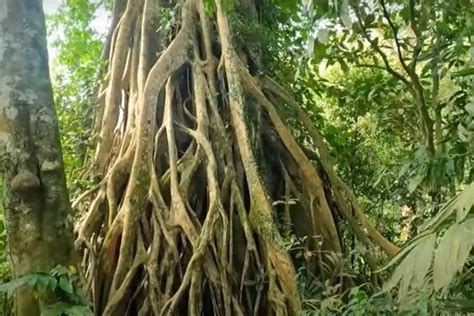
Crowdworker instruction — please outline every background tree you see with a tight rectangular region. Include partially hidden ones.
[47,0,104,198]
[0,0,75,314]
[299,0,473,203]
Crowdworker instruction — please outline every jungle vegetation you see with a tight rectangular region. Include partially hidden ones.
[0,0,473,315]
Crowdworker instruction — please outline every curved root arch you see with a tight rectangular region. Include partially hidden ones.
[75,0,399,314]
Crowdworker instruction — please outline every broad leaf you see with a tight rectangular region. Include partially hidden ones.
[58,276,74,294]
[411,234,435,288]
[421,183,474,231]
[408,174,424,194]
[0,273,57,298]
[454,183,474,222]
[452,67,474,77]
[433,218,474,290]
[378,232,431,273]
[466,102,474,117]
[384,234,436,298]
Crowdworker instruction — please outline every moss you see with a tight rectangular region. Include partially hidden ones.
[249,201,285,251]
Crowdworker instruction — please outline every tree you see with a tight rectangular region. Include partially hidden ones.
[0,0,75,314]
[73,0,399,314]
[301,0,473,202]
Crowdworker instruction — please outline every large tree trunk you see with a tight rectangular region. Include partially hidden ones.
[75,0,399,314]
[0,0,75,315]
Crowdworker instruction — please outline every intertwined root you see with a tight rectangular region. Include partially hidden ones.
[74,0,399,315]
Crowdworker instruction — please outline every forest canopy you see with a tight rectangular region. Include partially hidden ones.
[0,0,473,315]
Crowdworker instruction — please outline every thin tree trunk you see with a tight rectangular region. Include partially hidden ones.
[0,1,75,315]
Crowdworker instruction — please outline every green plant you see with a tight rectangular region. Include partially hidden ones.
[0,265,92,316]
[300,283,397,315]
[0,177,12,315]
[0,196,8,279]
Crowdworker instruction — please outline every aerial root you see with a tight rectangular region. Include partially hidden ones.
[73,0,400,314]
[260,76,400,257]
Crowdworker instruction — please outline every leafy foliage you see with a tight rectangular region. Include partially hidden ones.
[0,181,8,279]
[298,0,474,202]
[0,265,92,316]
[0,175,11,315]
[47,0,105,196]
[0,0,471,314]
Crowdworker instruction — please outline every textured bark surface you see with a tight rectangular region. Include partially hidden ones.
[0,0,75,315]
[74,0,399,314]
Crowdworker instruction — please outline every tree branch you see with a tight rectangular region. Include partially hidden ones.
[353,6,413,89]
[379,0,410,73]
[408,0,422,72]
[354,3,435,155]
[261,76,401,257]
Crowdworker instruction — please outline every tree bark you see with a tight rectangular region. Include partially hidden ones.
[0,1,75,315]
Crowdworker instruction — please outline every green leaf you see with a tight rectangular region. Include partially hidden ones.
[465,102,474,117]
[339,59,349,73]
[340,0,352,28]
[439,299,474,313]
[452,67,474,77]
[306,35,315,56]
[458,124,470,142]
[317,28,329,44]
[58,276,74,294]
[51,265,69,277]
[364,14,375,26]
[42,302,68,316]
[312,42,328,63]
[203,0,215,14]
[384,234,435,298]
[0,273,57,297]
[454,183,474,222]
[0,279,20,297]
[408,174,424,194]
[378,232,431,273]
[433,220,474,290]
[411,234,435,288]
[31,274,58,292]
[421,183,474,231]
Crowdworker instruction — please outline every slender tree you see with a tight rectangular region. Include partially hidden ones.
[0,0,75,314]
[74,0,399,314]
